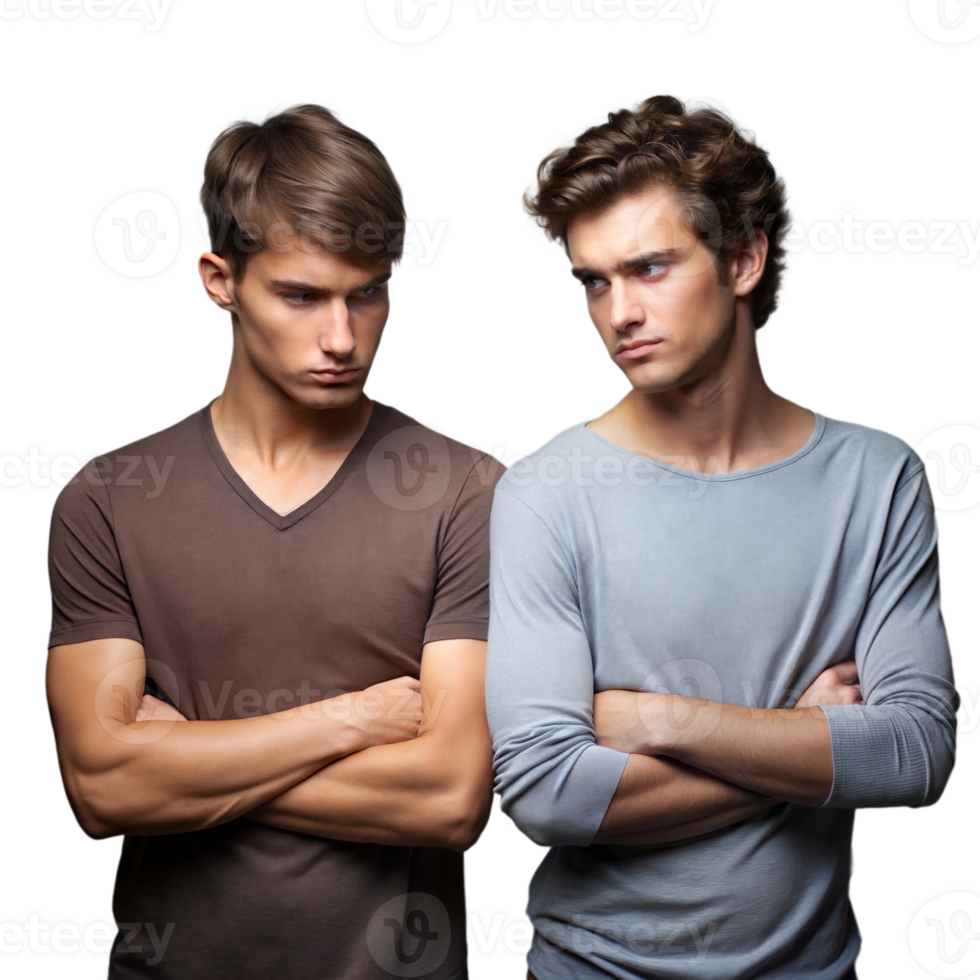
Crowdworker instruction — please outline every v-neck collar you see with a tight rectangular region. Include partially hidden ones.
[199,399,390,531]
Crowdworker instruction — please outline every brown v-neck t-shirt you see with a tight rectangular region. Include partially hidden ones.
[48,401,502,980]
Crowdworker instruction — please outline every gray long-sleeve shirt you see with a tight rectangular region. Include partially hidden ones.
[486,414,957,980]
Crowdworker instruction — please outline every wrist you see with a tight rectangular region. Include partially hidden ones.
[299,694,369,761]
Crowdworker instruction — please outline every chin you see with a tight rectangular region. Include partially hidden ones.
[317,388,365,411]
[622,364,686,394]
[288,383,365,412]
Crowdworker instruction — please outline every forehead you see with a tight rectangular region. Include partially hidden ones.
[567,185,694,270]
[245,234,390,289]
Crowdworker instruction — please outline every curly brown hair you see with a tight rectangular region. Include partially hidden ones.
[200,104,405,281]
[524,95,790,328]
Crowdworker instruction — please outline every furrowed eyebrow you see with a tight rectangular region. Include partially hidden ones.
[269,272,391,292]
[571,250,681,281]
[359,271,392,289]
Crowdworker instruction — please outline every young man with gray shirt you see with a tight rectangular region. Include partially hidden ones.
[486,96,957,979]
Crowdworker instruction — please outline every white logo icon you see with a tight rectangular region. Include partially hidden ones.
[366,893,451,977]
[909,0,980,43]
[915,425,980,513]
[366,425,452,511]
[95,191,180,277]
[909,893,980,977]
[365,0,451,43]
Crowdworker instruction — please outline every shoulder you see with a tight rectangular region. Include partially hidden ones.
[818,415,924,490]
[368,402,504,507]
[811,414,934,521]
[492,422,594,508]
[52,407,208,523]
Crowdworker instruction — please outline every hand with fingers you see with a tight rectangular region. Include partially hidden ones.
[794,661,863,709]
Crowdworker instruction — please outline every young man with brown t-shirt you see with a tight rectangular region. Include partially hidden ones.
[46,105,500,979]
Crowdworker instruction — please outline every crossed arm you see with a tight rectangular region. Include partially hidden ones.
[590,663,862,845]
[47,637,492,851]
[246,641,493,848]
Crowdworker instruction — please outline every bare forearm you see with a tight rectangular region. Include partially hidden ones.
[645,696,833,805]
[593,754,776,844]
[249,729,493,851]
[48,640,424,840]
[61,707,363,838]
[249,638,493,851]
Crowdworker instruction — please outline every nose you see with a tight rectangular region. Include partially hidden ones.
[319,296,357,360]
[608,279,645,333]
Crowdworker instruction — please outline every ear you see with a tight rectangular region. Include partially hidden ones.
[199,252,238,312]
[731,229,769,297]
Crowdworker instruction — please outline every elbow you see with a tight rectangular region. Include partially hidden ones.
[512,818,565,848]
[509,815,561,848]
[435,784,494,853]
[491,737,624,846]
[494,763,603,846]
[66,775,125,840]
[79,815,119,841]
[440,822,482,854]
[504,795,587,847]
[55,742,144,839]
[916,751,956,809]
[918,788,946,809]
[909,715,956,808]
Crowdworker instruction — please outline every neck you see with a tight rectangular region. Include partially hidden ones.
[602,303,812,474]
[211,334,372,469]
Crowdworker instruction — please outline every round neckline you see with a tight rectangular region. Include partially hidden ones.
[580,412,827,483]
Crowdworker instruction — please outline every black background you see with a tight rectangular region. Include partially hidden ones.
[0,0,980,980]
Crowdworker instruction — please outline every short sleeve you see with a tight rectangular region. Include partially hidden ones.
[48,466,142,648]
[422,454,502,645]
[819,466,957,808]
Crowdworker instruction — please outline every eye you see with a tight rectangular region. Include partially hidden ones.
[582,276,607,293]
[283,292,316,305]
[638,263,668,279]
[353,282,387,300]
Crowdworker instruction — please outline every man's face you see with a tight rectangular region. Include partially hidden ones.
[215,236,391,411]
[567,185,742,394]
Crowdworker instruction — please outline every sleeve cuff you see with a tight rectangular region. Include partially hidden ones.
[505,743,629,847]
[48,619,143,649]
[818,703,928,808]
[423,619,489,645]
